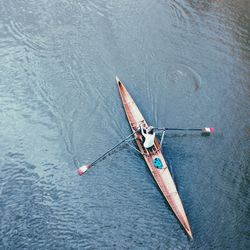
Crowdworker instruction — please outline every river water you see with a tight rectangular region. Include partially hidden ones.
[0,0,249,249]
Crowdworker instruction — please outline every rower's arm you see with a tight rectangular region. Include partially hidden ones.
[141,127,146,136]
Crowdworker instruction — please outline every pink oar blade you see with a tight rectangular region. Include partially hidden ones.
[201,127,215,135]
[77,165,91,176]
[209,127,215,133]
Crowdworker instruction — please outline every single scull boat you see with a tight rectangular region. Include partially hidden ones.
[116,76,193,239]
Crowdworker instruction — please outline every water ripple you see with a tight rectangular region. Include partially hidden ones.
[169,0,193,27]
[0,0,249,248]
[6,19,47,52]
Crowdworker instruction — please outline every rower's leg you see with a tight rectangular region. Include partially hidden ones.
[145,148,150,156]
[152,145,158,154]
[146,146,156,155]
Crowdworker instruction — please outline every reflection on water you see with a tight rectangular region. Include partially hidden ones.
[0,0,249,249]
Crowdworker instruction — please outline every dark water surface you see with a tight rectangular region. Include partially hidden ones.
[0,0,249,249]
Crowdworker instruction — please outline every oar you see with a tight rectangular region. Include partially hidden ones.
[156,127,215,135]
[77,131,137,175]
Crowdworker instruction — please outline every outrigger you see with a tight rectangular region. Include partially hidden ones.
[78,77,215,239]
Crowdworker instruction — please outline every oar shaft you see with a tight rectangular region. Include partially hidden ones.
[90,131,136,166]
[157,127,202,131]
[156,127,215,135]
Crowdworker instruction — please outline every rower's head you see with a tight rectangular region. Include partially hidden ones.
[147,126,154,134]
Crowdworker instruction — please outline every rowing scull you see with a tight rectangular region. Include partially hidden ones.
[116,76,193,239]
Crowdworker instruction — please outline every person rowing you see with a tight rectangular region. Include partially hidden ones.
[139,125,155,150]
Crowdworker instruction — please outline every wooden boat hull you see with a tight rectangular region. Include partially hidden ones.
[116,77,193,239]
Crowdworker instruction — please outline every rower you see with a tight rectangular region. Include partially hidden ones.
[140,125,155,150]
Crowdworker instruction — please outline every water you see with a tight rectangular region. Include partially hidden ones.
[0,0,249,249]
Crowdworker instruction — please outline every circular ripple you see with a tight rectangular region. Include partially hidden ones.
[148,62,202,97]
[166,63,202,92]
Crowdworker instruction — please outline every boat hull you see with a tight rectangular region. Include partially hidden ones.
[116,77,193,239]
